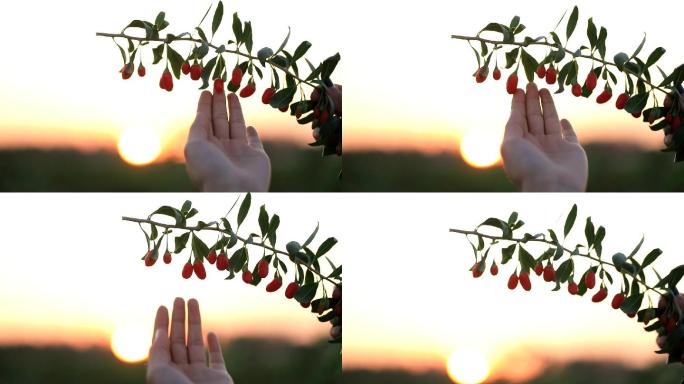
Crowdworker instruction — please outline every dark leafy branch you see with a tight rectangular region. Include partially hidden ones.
[452,6,684,161]
[122,193,342,343]
[96,1,342,158]
[450,204,684,365]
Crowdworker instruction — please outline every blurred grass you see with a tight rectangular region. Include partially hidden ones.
[0,142,342,192]
[343,143,684,191]
[344,360,684,384]
[0,338,340,384]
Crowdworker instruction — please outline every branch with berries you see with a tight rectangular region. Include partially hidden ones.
[122,193,342,343]
[450,204,684,365]
[97,1,342,158]
[452,6,684,161]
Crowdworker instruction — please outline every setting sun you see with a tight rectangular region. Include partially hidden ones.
[117,127,162,166]
[446,348,491,384]
[459,129,502,169]
[110,324,150,364]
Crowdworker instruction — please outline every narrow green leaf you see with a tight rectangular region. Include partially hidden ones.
[212,1,224,36]
[564,204,577,237]
[237,193,251,227]
[566,6,578,39]
[316,237,337,258]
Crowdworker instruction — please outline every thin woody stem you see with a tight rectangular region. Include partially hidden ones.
[451,34,669,96]
[449,228,660,293]
[122,216,340,285]
[96,32,315,87]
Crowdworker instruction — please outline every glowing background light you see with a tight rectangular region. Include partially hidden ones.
[459,129,502,168]
[110,324,150,363]
[117,127,162,166]
[446,348,491,384]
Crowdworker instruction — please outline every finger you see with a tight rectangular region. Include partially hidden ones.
[212,90,230,140]
[560,119,579,144]
[170,297,188,364]
[504,89,526,140]
[148,306,171,366]
[525,83,544,135]
[189,91,213,142]
[246,126,264,150]
[227,93,247,140]
[207,332,226,368]
[186,298,206,365]
[539,88,562,136]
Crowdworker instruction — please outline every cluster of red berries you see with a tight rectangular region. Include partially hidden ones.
[471,260,630,314]
[474,64,678,123]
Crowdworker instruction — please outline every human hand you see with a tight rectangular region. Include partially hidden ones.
[147,298,233,384]
[310,82,342,144]
[501,83,588,192]
[184,91,271,192]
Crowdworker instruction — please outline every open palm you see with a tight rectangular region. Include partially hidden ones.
[147,298,233,384]
[185,91,271,192]
[501,83,588,192]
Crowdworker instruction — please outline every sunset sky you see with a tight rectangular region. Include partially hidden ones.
[0,194,340,357]
[343,194,683,382]
[1,0,681,166]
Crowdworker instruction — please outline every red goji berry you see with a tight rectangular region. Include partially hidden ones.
[506,74,518,95]
[507,272,519,290]
[285,282,300,299]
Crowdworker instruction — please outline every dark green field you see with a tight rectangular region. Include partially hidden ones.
[0,142,682,191]
[0,338,340,384]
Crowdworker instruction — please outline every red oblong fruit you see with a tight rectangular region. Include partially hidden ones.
[493,68,501,81]
[138,65,146,77]
[611,293,625,309]
[615,93,629,110]
[545,66,557,85]
[160,70,173,92]
[262,87,276,104]
[585,72,598,92]
[584,270,596,289]
[163,251,172,264]
[257,259,269,278]
[279,105,289,113]
[239,82,256,98]
[206,251,217,265]
[333,285,342,300]
[592,287,608,303]
[632,111,642,119]
[475,67,487,83]
[673,116,682,131]
[506,74,518,95]
[231,67,243,86]
[144,251,156,267]
[193,261,206,280]
[121,64,133,80]
[266,277,283,292]
[214,78,225,93]
[507,272,519,290]
[182,262,193,279]
[534,263,543,276]
[190,63,203,81]
[543,264,556,282]
[572,83,582,97]
[300,301,311,309]
[242,270,254,284]
[471,262,484,278]
[181,62,191,75]
[320,110,330,124]
[285,282,300,299]
[536,65,546,79]
[596,89,612,104]
[519,272,532,291]
[490,263,499,276]
[216,252,229,271]
[568,281,579,295]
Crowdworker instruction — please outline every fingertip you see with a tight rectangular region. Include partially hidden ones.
[187,298,199,308]
[526,82,538,92]
[247,126,258,136]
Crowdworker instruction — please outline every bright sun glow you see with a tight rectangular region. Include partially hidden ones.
[446,348,491,384]
[110,324,150,364]
[117,127,162,166]
[459,129,502,169]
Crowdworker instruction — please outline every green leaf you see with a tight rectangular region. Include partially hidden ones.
[320,53,341,80]
[646,47,666,68]
[566,6,579,39]
[232,12,243,43]
[191,233,209,261]
[586,18,597,49]
[657,265,684,289]
[303,223,319,248]
[518,246,535,270]
[556,259,574,283]
[269,87,297,109]
[237,193,251,227]
[625,93,649,114]
[520,49,538,82]
[267,214,280,245]
[631,33,647,59]
[258,205,268,237]
[166,45,184,79]
[295,282,318,303]
[174,232,190,253]
[150,206,184,226]
[564,204,577,237]
[243,21,253,53]
[620,293,644,314]
[642,249,663,270]
[276,27,291,55]
[230,248,248,272]
[597,27,607,58]
[628,236,644,258]
[501,244,516,264]
[584,217,595,247]
[316,237,337,258]
[150,224,158,240]
[212,1,224,36]
[293,41,312,61]
[479,218,511,238]
[152,43,165,65]
[181,200,192,214]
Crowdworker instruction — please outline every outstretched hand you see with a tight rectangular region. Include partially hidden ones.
[147,298,233,384]
[501,83,588,192]
[184,91,271,192]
